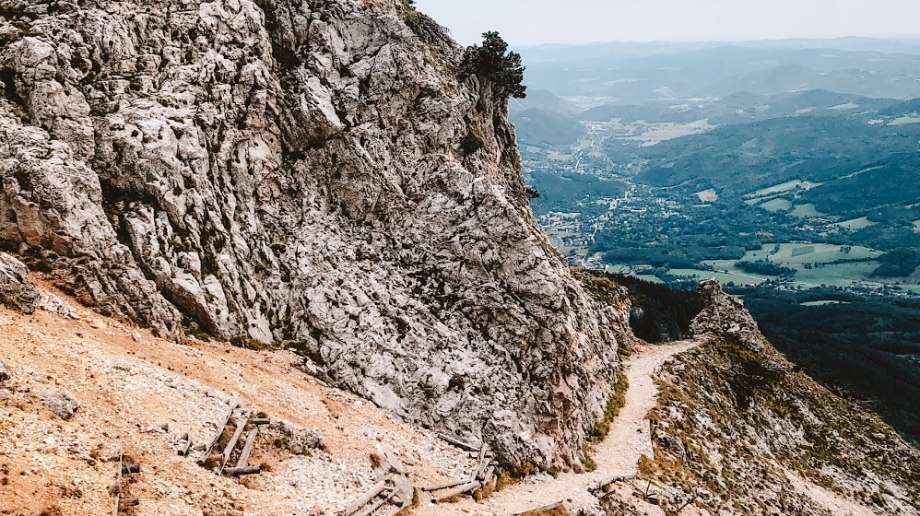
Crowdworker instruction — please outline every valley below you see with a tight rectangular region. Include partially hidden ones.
[515,42,920,447]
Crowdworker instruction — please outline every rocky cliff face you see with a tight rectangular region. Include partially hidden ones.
[0,0,632,469]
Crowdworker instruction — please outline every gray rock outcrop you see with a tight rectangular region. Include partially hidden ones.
[690,280,762,350]
[0,252,41,313]
[0,0,628,468]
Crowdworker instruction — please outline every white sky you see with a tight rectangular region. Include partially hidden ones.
[414,0,920,46]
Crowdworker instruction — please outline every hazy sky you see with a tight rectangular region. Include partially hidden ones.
[414,0,920,46]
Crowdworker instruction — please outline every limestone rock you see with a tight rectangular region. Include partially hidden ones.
[690,280,762,351]
[0,252,41,313]
[45,391,80,421]
[0,0,627,468]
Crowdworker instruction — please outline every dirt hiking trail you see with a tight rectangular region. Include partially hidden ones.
[416,339,699,515]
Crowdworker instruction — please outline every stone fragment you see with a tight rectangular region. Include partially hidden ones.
[45,391,80,420]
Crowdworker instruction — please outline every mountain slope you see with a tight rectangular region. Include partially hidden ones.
[0,0,631,470]
[640,282,920,515]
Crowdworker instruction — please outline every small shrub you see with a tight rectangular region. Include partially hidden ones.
[230,336,269,351]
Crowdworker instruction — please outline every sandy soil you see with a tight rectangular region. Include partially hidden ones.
[0,278,473,515]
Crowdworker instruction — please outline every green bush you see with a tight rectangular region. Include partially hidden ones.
[461,31,526,100]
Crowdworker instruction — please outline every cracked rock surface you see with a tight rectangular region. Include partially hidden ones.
[0,0,630,469]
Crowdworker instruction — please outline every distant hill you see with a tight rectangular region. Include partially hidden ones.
[579,89,899,125]
[520,44,920,101]
[509,89,579,116]
[510,108,585,147]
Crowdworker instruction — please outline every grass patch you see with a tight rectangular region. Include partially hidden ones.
[591,367,629,441]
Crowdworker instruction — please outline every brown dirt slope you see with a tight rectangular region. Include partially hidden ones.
[0,278,474,515]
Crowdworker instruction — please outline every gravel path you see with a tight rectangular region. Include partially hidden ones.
[416,340,700,515]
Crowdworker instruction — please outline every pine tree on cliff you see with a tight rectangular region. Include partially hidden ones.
[461,31,527,99]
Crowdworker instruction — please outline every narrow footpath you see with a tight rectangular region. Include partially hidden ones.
[415,340,699,515]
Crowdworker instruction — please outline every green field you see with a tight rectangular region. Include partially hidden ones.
[801,300,850,306]
[745,179,822,199]
[790,203,825,218]
[742,243,881,265]
[793,261,881,288]
[760,198,793,212]
[668,268,767,286]
[836,216,878,230]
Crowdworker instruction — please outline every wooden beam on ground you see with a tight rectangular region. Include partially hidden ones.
[438,433,479,452]
[235,428,259,469]
[432,480,481,502]
[219,411,251,474]
[224,466,261,476]
[199,402,238,464]
[482,465,495,485]
[112,448,123,516]
[422,478,471,492]
[343,481,388,516]
[353,489,395,516]
[251,418,271,426]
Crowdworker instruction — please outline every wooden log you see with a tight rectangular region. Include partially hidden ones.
[438,433,479,452]
[353,489,395,516]
[422,478,471,492]
[112,449,123,516]
[471,444,491,481]
[122,464,141,475]
[343,481,388,516]
[224,466,261,476]
[199,402,238,463]
[251,418,271,426]
[235,428,259,469]
[219,411,251,474]
[482,465,495,485]
[432,480,481,502]
[513,501,564,516]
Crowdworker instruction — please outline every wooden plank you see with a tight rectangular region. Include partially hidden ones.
[199,402,238,464]
[112,448,124,516]
[353,489,395,516]
[219,411,251,474]
[482,465,495,485]
[251,418,271,426]
[343,481,387,516]
[224,466,261,476]
[422,478,471,492]
[432,480,481,502]
[438,433,479,452]
[235,428,259,469]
